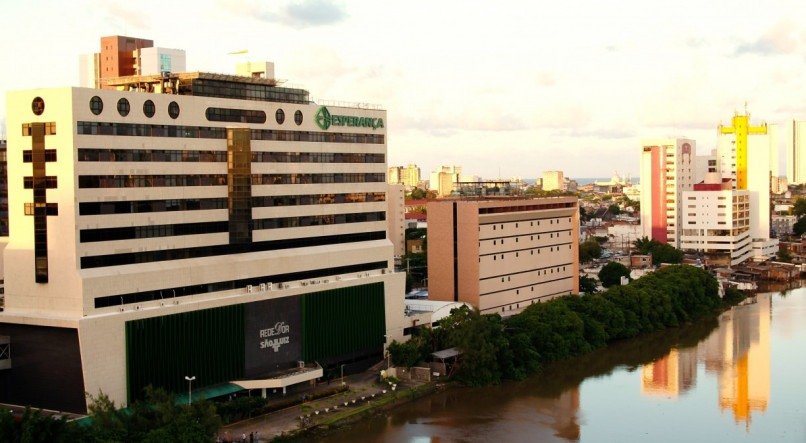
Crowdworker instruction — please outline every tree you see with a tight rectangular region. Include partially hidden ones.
[579,239,602,263]
[650,243,683,265]
[794,217,806,236]
[409,187,426,200]
[608,204,621,216]
[777,248,793,263]
[598,262,631,287]
[792,198,806,217]
[579,275,599,294]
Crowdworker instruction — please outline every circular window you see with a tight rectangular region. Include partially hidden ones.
[89,96,103,115]
[168,101,180,119]
[294,110,303,126]
[143,100,155,118]
[117,98,130,117]
[275,109,285,124]
[32,97,45,116]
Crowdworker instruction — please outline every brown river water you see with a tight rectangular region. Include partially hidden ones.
[316,287,806,442]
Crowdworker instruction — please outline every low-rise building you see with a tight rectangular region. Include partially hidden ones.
[680,174,752,266]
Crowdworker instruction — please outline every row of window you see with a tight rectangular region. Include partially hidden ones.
[91,96,180,119]
[80,230,386,268]
[22,123,57,136]
[486,217,572,231]
[203,107,306,126]
[79,211,386,242]
[253,211,385,230]
[23,177,58,189]
[251,173,386,185]
[75,148,384,164]
[76,122,384,144]
[485,243,573,260]
[78,192,387,215]
[23,149,58,162]
[93,260,386,308]
[489,231,572,245]
[478,202,575,214]
[190,79,309,104]
[77,173,385,188]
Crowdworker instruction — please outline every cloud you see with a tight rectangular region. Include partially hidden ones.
[735,21,800,56]
[97,2,150,29]
[556,128,635,139]
[218,0,347,28]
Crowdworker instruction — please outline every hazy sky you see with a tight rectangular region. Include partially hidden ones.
[1,0,805,179]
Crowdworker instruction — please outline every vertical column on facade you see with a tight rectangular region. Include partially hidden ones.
[227,128,252,244]
[31,123,49,283]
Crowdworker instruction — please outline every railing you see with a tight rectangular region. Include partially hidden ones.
[311,98,384,110]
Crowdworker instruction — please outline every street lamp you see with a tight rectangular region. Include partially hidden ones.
[185,376,196,406]
[340,364,346,385]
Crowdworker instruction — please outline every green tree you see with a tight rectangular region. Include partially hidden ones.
[0,407,84,443]
[409,187,426,199]
[579,239,602,263]
[777,248,793,263]
[608,204,621,216]
[650,243,683,265]
[598,262,631,287]
[792,198,806,217]
[794,217,806,236]
[579,275,599,294]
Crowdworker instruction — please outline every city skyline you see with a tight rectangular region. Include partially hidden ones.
[1,0,805,178]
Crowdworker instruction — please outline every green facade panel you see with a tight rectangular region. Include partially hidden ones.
[125,304,245,402]
[301,282,386,362]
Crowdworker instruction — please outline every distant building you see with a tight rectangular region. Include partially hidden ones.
[680,173,752,266]
[639,138,696,248]
[388,166,402,185]
[542,170,564,191]
[401,164,421,189]
[771,176,788,195]
[0,140,7,237]
[388,184,406,258]
[786,120,806,185]
[717,112,777,259]
[430,165,461,197]
[771,214,797,237]
[427,197,579,316]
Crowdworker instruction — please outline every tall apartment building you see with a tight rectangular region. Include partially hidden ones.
[0,140,7,237]
[680,174,752,266]
[427,197,579,316]
[0,62,405,413]
[541,170,564,191]
[387,166,402,185]
[786,120,806,185]
[401,164,421,189]
[717,113,777,259]
[430,165,461,197]
[639,138,695,248]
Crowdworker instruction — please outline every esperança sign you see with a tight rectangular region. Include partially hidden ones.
[315,106,384,131]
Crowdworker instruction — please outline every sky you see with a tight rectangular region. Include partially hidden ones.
[1,0,805,179]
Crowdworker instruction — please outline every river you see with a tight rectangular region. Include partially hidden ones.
[318,287,806,442]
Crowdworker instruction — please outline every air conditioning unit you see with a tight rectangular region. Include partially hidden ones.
[301,282,308,286]
[323,279,329,283]
[381,269,387,274]
[335,276,341,281]
[259,283,267,291]
[297,360,305,368]
[247,285,254,293]
[135,305,140,310]
[266,282,272,290]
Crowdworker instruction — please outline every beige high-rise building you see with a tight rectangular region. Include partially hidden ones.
[401,164,421,189]
[387,166,402,185]
[430,165,462,197]
[541,170,565,191]
[427,197,579,316]
[786,120,806,185]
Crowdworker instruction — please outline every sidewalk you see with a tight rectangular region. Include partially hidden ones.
[219,370,403,442]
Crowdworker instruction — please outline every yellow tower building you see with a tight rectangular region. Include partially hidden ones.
[719,112,767,190]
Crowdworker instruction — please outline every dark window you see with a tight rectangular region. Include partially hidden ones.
[168,101,180,119]
[275,109,285,124]
[117,98,130,117]
[205,107,266,124]
[294,110,303,125]
[81,231,386,269]
[89,96,103,115]
[143,100,155,118]
[32,97,45,115]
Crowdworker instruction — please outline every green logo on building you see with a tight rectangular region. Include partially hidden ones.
[314,106,384,131]
[315,106,332,130]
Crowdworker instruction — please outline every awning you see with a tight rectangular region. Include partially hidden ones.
[175,382,242,404]
[431,347,461,360]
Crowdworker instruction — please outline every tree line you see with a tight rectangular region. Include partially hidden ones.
[389,265,737,386]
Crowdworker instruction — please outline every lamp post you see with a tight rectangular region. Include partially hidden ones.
[185,376,196,406]
[340,364,346,385]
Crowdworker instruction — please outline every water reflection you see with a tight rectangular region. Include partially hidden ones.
[641,293,772,428]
